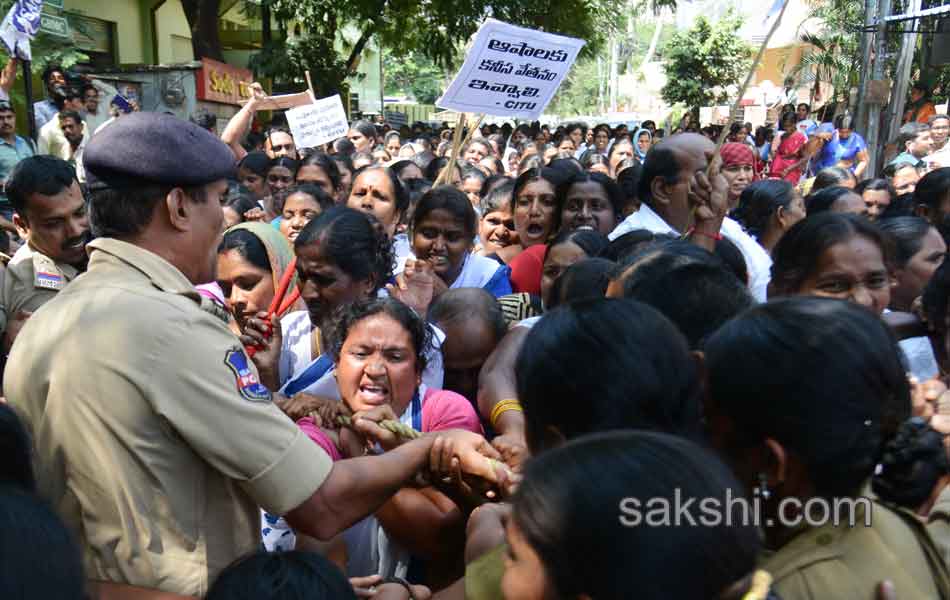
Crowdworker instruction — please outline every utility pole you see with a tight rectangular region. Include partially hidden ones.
[856,0,875,133]
[597,56,606,114]
[379,40,385,116]
[609,35,619,113]
[865,0,891,176]
[887,0,922,147]
[23,60,35,140]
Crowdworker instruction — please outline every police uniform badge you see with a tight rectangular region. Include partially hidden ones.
[224,347,272,402]
[35,271,64,290]
[33,254,65,291]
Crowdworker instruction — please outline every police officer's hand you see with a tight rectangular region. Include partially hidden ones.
[353,405,403,451]
[277,392,337,422]
[240,312,281,390]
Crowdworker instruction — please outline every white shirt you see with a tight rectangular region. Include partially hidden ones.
[609,203,772,302]
[83,79,119,135]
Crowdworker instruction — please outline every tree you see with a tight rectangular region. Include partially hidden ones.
[547,57,603,116]
[0,0,88,73]
[181,0,224,61]
[253,0,627,99]
[382,49,446,105]
[660,11,752,113]
[788,0,864,106]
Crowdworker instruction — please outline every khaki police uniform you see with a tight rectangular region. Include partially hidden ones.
[5,237,332,596]
[0,242,80,332]
[763,499,950,599]
[927,484,950,566]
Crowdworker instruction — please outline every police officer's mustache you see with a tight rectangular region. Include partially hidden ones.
[62,229,92,251]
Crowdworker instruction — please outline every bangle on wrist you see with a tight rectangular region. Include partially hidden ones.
[490,398,523,429]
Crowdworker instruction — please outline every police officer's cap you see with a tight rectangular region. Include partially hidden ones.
[84,112,235,191]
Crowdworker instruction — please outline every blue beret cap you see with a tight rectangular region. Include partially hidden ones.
[84,112,235,191]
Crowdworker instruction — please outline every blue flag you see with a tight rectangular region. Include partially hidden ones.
[0,0,43,61]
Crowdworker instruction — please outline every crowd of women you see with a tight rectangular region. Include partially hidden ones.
[8,100,950,600]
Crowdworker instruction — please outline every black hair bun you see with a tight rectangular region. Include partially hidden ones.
[872,416,948,510]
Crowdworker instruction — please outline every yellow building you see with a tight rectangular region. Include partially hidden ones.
[49,0,255,67]
[27,0,383,125]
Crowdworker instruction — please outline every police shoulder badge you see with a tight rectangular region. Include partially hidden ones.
[224,347,272,402]
[33,254,64,291]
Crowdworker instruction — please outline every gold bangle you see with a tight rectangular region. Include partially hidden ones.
[490,398,523,429]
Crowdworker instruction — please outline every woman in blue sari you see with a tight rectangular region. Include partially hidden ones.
[815,114,869,177]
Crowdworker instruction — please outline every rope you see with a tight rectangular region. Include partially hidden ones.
[310,412,423,441]
[318,412,514,492]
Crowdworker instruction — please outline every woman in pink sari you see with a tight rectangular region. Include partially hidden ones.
[769,112,808,185]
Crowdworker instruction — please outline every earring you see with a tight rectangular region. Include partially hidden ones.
[757,472,771,501]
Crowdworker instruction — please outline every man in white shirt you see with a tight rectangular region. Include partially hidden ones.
[79,76,118,134]
[37,87,86,157]
[56,111,88,182]
[609,133,773,301]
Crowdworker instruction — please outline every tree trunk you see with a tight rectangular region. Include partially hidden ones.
[262,0,271,46]
[181,0,224,61]
[641,18,663,72]
[345,27,377,77]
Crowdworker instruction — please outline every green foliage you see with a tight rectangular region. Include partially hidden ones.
[547,56,602,116]
[0,0,88,73]
[250,34,353,96]
[252,0,626,97]
[382,49,445,105]
[790,0,863,103]
[660,11,752,112]
[0,0,87,114]
[546,16,674,117]
[625,21,672,74]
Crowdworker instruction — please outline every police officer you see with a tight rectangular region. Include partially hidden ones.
[4,112,502,598]
[1,155,89,351]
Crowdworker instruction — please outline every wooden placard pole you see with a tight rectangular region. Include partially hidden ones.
[685,0,791,236]
[435,113,485,186]
[304,71,316,101]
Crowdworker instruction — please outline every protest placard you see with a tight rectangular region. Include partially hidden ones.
[436,19,585,119]
[285,94,349,149]
[245,90,315,111]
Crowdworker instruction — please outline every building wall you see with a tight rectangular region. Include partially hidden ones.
[756,45,805,87]
[64,0,146,63]
[155,0,193,64]
[350,44,383,115]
